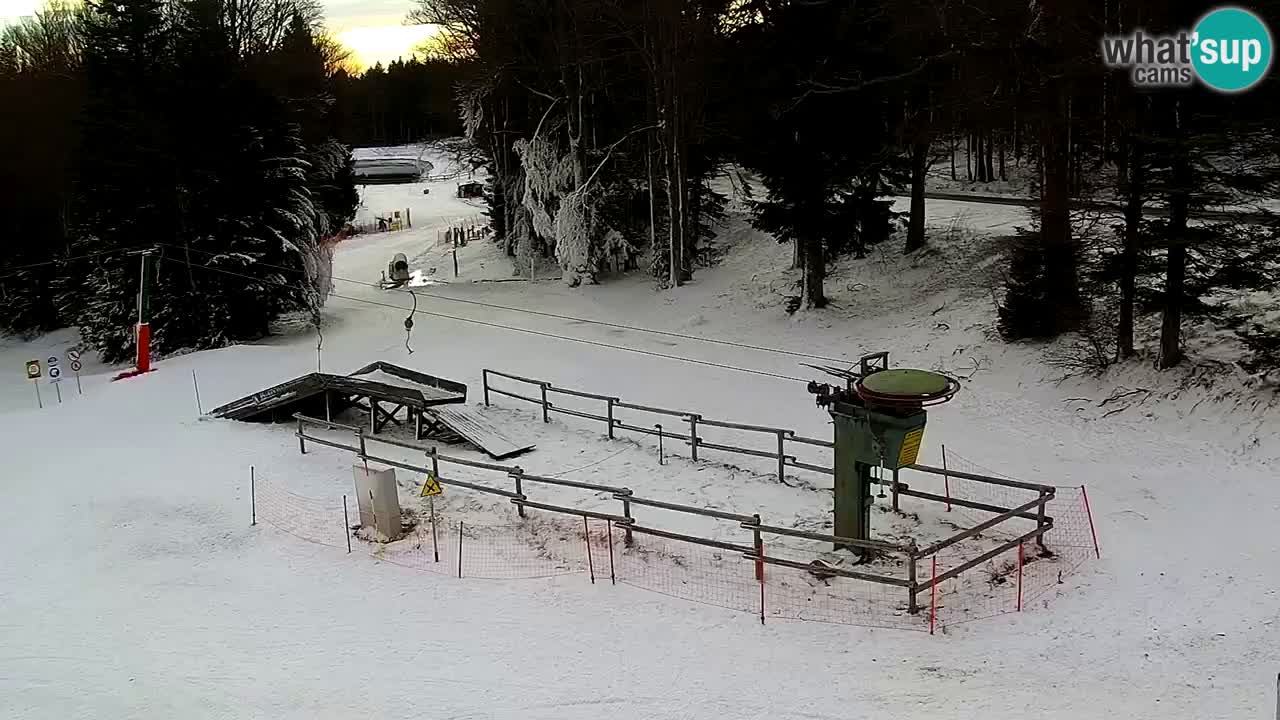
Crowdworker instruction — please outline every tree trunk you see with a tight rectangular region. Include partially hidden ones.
[998,135,1006,181]
[966,133,972,181]
[985,130,995,182]
[802,232,826,308]
[1013,94,1021,163]
[664,124,679,288]
[646,130,657,264]
[905,138,929,253]
[974,133,984,182]
[1117,128,1143,360]
[1040,78,1084,333]
[950,132,957,180]
[675,97,690,281]
[1159,100,1189,370]
[792,238,801,269]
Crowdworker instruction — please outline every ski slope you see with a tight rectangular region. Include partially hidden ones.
[2,164,1278,719]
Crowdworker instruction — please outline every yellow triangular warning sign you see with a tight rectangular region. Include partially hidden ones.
[420,472,443,497]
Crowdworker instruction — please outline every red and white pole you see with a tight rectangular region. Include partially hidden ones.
[135,250,152,373]
[1016,541,1024,612]
[929,556,938,635]
[114,249,155,381]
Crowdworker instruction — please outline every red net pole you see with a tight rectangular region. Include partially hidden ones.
[929,556,938,635]
[584,516,595,584]
[941,445,952,512]
[606,520,616,585]
[1081,485,1101,559]
[1016,541,1024,612]
[754,534,764,583]
[759,572,765,625]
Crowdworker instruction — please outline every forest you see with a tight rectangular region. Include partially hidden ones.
[2,0,1279,375]
[420,0,1280,374]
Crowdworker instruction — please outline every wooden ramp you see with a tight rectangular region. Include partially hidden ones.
[426,405,535,460]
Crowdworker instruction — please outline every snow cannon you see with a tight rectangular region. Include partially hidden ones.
[387,253,410,286]
[807,352,959,552]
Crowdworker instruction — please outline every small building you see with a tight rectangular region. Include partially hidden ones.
[456,181,484,199]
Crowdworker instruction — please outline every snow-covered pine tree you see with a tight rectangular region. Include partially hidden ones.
[59,0,176,361]
[62,0,350,361]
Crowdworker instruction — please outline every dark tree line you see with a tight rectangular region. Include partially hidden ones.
[0,0,358,359]
[333,57,465,146]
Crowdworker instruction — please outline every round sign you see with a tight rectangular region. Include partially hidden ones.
[48,366,61,379]
[47,355,59,366]
[70,360,83,372]
[67,349,81,362]
[1192,8,1273,93]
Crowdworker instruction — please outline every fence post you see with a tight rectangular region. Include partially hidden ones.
[343,495,352,553]
[619,489,634,545]
[430,496,439,563]
[584,516,595,584]
[540,382,550,423]
[606,520,616,585]
[250,466,256,526]
[776,431,786,483]
[482,369,490,407]
[1081,484,1101,559]
[297,416,306,454]
[513,470,525,518]
[688,414,700,461]
[929,556,938,635]
[891,468,901,512]
[357,427,368,471]
[1036,488,1049,551]
[941,444,952,512]
[907,542,918,614]
[457,521,464,578]
[1016,541,1024,611]
[751,513,764,583]
[655,424,664,465]
[606,398,615,439]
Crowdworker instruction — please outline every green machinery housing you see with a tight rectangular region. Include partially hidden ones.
[807,353,959,551]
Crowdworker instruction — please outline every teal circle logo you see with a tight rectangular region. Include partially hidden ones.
[1192,7,1273,92]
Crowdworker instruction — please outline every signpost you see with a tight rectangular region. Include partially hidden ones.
[67,349,82,394]
[421,472,442,563]
[25,359,42,408]
[47,355,62,404]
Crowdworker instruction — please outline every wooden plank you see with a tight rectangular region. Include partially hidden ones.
[426,405,535,460]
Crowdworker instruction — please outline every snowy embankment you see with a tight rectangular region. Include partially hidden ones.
[2,170,1278,718]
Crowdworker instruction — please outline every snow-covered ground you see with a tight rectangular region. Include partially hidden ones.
[2,154,1278,718]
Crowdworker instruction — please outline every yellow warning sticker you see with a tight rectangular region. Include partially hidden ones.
[898,428,924,467]
[420,472,443,497]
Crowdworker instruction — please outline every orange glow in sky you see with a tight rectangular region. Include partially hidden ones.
[336,24,437,70]
[2,0,436,72]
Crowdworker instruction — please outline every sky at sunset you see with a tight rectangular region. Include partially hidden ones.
[1,0,435,71]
